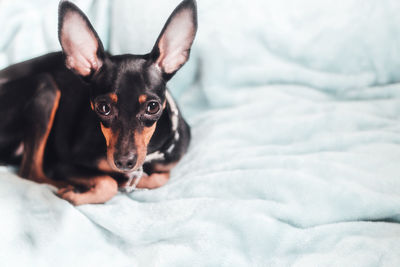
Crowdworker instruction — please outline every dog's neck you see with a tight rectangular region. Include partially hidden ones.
[144,90,180,163]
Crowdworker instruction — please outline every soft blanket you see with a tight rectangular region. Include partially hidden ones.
[1,0,400,266]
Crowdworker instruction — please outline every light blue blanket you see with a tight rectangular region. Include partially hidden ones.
[1,0,400,266]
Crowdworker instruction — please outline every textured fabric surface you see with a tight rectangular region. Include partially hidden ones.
[1,0,400,266]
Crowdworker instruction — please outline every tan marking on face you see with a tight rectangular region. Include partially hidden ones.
[139,94,147,104]
[100,124,111,147]
[162,100,167,109]
[134,123,157,169]
[100,124,119,170]
[108,93,118,103]
[143,123,157,145]
[90,101,94,110]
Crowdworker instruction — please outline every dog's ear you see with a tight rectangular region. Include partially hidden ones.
[58,1,105,77]
[150,0,197,80]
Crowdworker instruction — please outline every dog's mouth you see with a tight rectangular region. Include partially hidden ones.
[104,155,145,192]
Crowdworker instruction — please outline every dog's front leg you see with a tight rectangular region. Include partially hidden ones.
[133,162,177,189]
[57,176,118,206]
[135,172,170,189]
[19,74,64,188]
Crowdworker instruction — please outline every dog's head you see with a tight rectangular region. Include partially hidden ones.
[58,0,197,173]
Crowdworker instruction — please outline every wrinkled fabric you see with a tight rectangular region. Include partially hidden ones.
[1,0,400,266]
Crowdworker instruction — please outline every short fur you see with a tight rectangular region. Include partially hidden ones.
[0,0,197,205]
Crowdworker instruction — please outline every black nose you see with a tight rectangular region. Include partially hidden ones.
[114,153,137,171]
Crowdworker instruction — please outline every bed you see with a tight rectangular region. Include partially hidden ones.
[1,0,400,266]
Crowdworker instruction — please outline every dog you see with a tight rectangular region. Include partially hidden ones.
[0,0,197,205]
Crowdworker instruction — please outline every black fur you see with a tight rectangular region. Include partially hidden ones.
[0,0,196,188]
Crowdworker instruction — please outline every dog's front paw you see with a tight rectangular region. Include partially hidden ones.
[57,186,82,205]
[56,176,118,205]
[136,172,170,189]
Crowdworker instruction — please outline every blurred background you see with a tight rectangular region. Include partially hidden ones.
[2,0,400,119]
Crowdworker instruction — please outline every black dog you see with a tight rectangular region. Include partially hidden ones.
[0,0,197,205]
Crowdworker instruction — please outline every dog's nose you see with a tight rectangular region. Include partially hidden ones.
[114,153,137,171]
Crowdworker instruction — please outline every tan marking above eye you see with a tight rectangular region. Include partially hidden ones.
[139,94,147,104]
[108,93,118,103]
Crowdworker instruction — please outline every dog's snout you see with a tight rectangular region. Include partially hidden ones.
[114,153,137,171]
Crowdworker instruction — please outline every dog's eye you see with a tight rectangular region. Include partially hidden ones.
[96,102,111,116]
[146,101,160,115]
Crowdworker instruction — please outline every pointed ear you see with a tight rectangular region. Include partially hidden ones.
[150,0,198,80]
[58,1,105,77]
